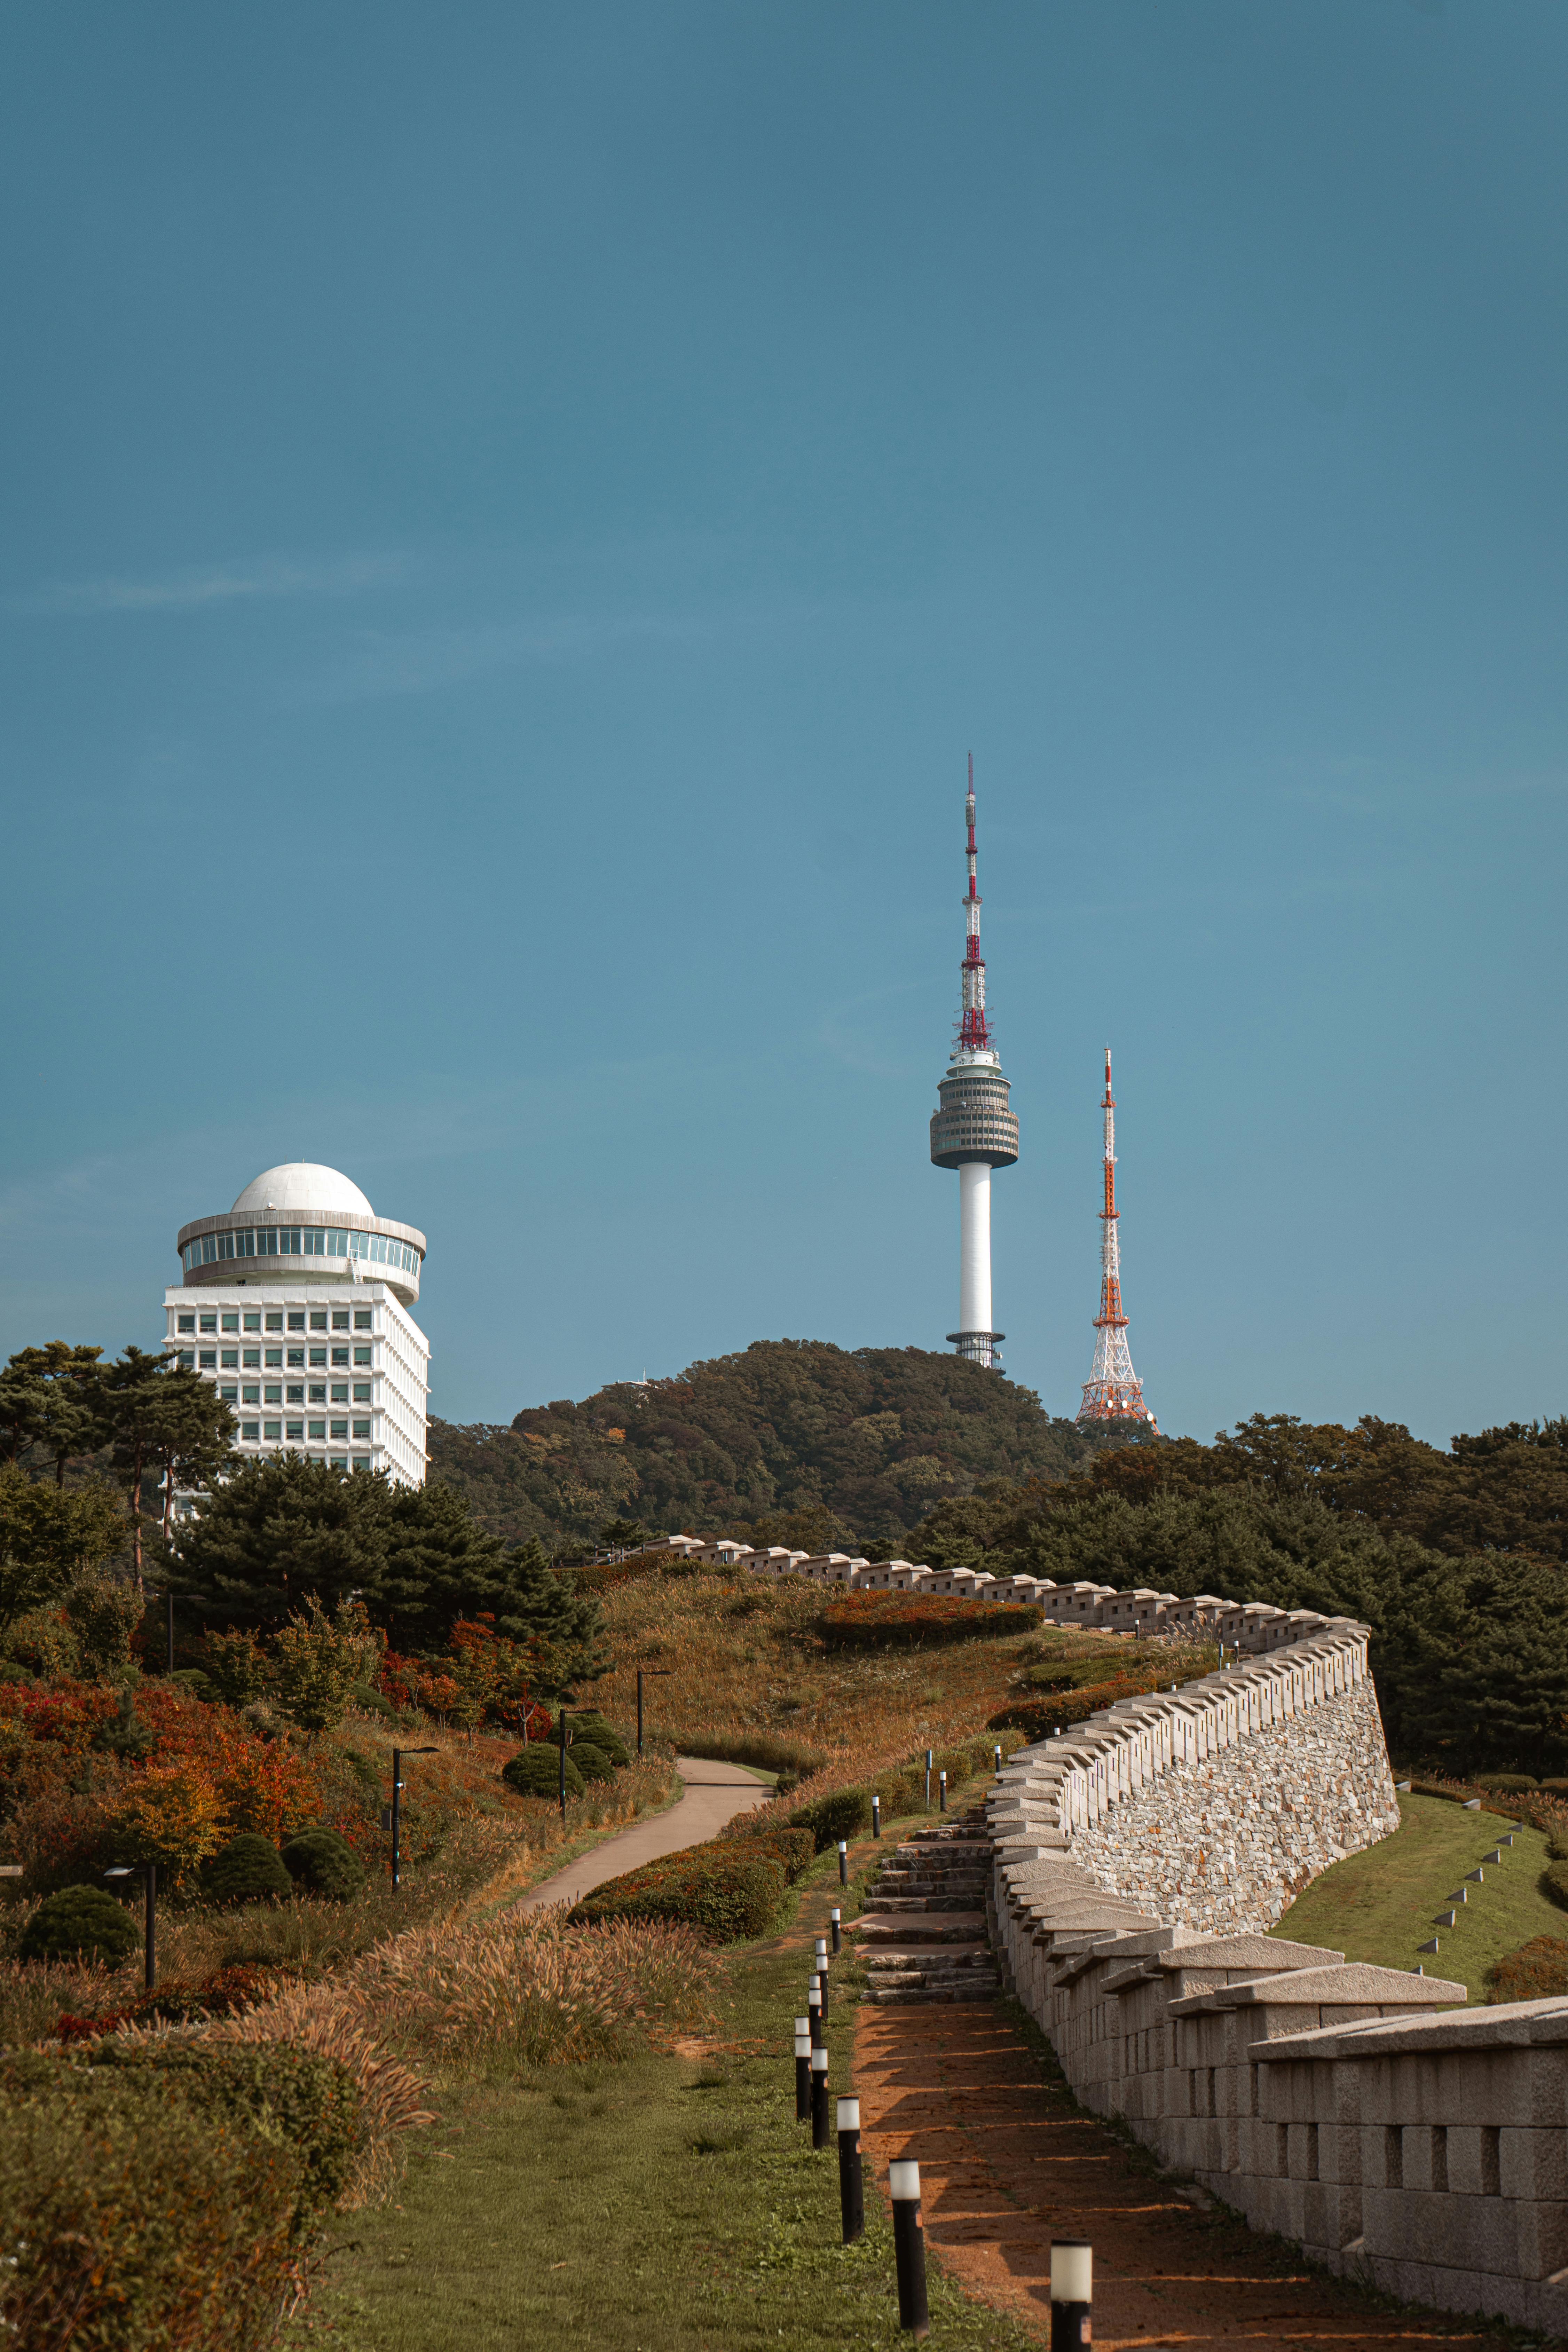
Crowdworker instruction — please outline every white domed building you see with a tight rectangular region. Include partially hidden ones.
[164,1162,429,1487]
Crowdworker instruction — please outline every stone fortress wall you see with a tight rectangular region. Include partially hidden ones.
[985,1612,1568,2337]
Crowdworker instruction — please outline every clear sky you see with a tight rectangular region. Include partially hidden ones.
[2,0,1564,1446]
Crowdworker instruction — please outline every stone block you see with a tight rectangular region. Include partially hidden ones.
[1317,2122,1362,2185]
[1517,2201,1568,2281]
[1445,2125,1502,2199]
[1286,2121,1322,2181]
[1236,2115,1289,2176]
[1500,2126,1568,2203]
[1300,2180,1362,2249]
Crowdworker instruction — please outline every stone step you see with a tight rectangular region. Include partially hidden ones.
[865,1947,994,1972]
[861,1983,1000,2005]
[856,1917,988,1946]
[862,1895,983,1914]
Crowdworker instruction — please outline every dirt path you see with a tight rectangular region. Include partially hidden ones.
[853,1994,1511,2351]
[512,1755,770,1912]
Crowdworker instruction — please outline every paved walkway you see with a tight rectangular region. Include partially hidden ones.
[854,1997,1511,2351]
[514,1756,770,1913]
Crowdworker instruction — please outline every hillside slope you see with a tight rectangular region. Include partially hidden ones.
[428,1338,1144,1553]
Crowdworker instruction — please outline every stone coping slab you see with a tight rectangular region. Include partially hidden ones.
[1249,1993,1568,2062]
[1169,1962,1467,2015]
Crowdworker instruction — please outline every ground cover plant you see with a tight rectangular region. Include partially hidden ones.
[1269,1792,1563,1999]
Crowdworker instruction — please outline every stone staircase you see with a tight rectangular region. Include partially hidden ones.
[853,1807,1000,2004]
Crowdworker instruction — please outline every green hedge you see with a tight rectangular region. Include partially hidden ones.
[201,1834,294,1907]
[89,2041,363,2229]
[788,1787,872,1850]
[0,2054,302,2349]
[569,1843,786,1942]
[1541,1861,1568,1912]
[19,1886,139,1966]
[282,1826,367,1900]
[503,1745,584,1799]
[718,1818,815,1881]
[1487,1935,1568,2002]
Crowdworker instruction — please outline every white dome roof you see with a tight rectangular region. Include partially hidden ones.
[231,1162,375,1218]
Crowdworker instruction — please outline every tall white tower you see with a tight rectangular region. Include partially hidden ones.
[928,760,1019,1368]
[163,1161,430,1488]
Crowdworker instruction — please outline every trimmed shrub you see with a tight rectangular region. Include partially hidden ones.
[568,1713,631,1767]
[18,1886,138,1967]
[90,2040,364,2225]
[200,1833,293,1908]
[1486,1935,1568,2003]
[788,1786,873,1851]
[818,1594,1043,1650]
[674,1731,825,1778]
[567,1741,617,1785]
[719,1817,815,1881]
[1541,1861,1568,1912]
[1478,1774,1539,1792]
[570,1842,786,1941]
[282,1826,367,1900]
[503,1745,584,1800]
[170,1666,219,1704]
[0,2054,301,2345]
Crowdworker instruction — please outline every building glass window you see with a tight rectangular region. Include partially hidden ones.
[264,1386,282,1404]
[243,1350,260,1369]
[199,1314,217,1334]
[178,1314,195,1335]
[331,1348,348,1367]
[285,1421,305,1441]
[220,1386,239,1403]
[199,1350,217,1370]
[330,1383,349,1403]
[286,1349,305,1368]
[353,1348,371,1366]
[353,1383,371,1402]
[351,1456,371,1471]
[286,1385,305,1404]
[287,1312,306,1333]
[310,1310,327,1331]
[308,1421,326,1439]
[308,1385,327,1405]
[332,1310,349,1331]
[354,1310,372,1331]
[242,1386,260,1404]
[266,1312,283,1332]
[265,1349,282,1369]
[220,1350,238,1368]
[305,1230,326,1255]
[242,1422,260,1442]
[309,1348,326,1367]
[352,1420,372,1440]
[329,1455,349,1470]
[221,1313,239,1333]
[179,1351,196,1370]
[244,1311,261,1331]
[263,1420,282,1439]
[330,1420,349,1439]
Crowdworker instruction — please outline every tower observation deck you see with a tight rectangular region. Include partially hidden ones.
[929,759,1018,1369]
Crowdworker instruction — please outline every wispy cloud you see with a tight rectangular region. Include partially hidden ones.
[13,550,413,617]
[291,608,714,704]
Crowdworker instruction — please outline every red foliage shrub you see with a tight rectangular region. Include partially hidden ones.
[1486,1936,1568,2004]
[818,1594,1043,1650]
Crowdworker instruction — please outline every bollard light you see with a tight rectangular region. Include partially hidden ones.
[809,1986,825,2048]
[938,1770,947,1813]
[837,1839,849,1885]
[810,2046,830,2149]
[924,1748,934,1809]
[1050,2239,1092,2350]
[872,1794,882,1838]
[889,2160,930,2338]
[815,1936,829,1974]
[830,1905,842,1955]
[993,1743,1002,1774]
[836,2096,864,2242]
[795,2019,812,2121]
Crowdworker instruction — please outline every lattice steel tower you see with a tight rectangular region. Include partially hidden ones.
[929,759,1018,1369]
[1077,1048,1158,1429]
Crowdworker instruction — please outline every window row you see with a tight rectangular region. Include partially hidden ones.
[186,1346,373,1371]
[239,1420,372,1443]
[178,1308,373,1336]
[219,1384,373,1408]
[182,1228,419,1274]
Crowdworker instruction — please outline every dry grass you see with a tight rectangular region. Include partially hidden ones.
[597,1569,1136,1772]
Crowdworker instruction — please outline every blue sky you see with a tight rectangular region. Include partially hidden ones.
[1,0,1564,1445]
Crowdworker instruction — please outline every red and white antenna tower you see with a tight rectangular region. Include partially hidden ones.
[1076,1047,1158,1429]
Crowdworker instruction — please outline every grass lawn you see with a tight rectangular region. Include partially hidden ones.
[300,1821,1036,2352]
[1270,1793,1566,1999]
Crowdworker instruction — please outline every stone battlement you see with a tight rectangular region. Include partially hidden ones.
[986,1617,1568,2336]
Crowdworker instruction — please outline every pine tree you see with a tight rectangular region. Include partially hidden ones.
[494,1537,607,1689]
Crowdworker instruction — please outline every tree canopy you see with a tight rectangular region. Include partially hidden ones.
[428,1340,1143,1554]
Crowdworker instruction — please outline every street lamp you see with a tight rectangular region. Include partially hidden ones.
[636,1667,673,1758]
[104,1863,157,1992]
[388,1746,438,1891]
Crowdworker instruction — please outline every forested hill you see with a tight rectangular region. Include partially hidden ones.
[427,1339,1142,1555]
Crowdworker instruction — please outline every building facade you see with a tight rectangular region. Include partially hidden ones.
[164,1161,429,1487]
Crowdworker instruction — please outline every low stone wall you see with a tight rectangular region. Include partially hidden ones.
[986,1625,1568,2335]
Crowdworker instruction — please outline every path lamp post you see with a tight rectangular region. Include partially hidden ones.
[1050,2240,1092,2350]
[836,2097,865,2242]
[924,1749,934,1810]
[390,1746,438,1891]
[872,1794,881,1838]
[938,1771,947,1813]
[557,1710,570,1817]
[636,1667,673,1758]
[890,2161,930,2338]
[830,1907,842,1955]
[809,2047,830,2149]
[104,1863,156,1992]
[837,1839,849,1884]
[794,2018,811,2120]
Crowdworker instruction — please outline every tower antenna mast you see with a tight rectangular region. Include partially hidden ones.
[929,757,1018,1370]
[1076,1048,1158,1430]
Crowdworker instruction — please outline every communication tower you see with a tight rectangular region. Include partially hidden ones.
[1076,1049,1158,1429]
